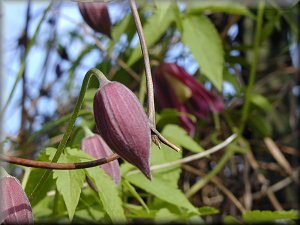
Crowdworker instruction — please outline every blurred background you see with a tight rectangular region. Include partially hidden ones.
[0,0,299,223]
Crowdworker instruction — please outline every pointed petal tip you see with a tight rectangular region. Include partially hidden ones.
[143,169,152,181]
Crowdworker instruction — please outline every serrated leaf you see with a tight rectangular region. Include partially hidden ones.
[50,149,85,221]
[127,2,177,65]
[56,148,126,223]
[186,1,254,18]
[242,210,299,223]
[126,173,198,214]
[85,166,126,224]
[162,124,204,153]
[151,144,182,187]
[181,15,224,90]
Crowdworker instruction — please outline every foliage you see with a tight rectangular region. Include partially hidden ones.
[1,0,299,224]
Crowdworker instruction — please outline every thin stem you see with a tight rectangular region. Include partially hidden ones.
[0,3,53,119]
[0,153,119,170]
[239,1,264,132]
[186,149,235,198]
[29,68,107,202]
[182,164,246,214]
[129,0,155,126]
[126,133,237,176]
[150,125,180,152]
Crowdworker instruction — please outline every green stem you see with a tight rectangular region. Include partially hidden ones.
[0,3,53,119]
[186,149,235,198]
[82,125,94,137]
[239,1,264,133]
[29,68,107,203]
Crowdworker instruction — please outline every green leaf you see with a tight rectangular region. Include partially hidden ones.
[85,166,126,224]
[250,93,273,113]
[122,180,150,213]
[248,113,272,137]
[69,44,94,80]
[181,15,224,90]
[151,144,182,187]
[126,173,198,214]
[127,2,177,65]
[162,124,204,153]
[198,206,220,216]
[49,148,86,221]
[186,1,254,18]
[51,148,126,223]
[242,210,300,223]
[108,13,135,53]
[154,208,179,223]
[223,69,241,94]
[224,215,242,224]
[74,188,106,223]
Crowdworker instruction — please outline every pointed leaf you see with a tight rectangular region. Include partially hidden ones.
[49,148,85,221]
[85,166,126,224]
[186,1,254,17]
[162,124,204,153]
[181,15,224,90]
[126,173,198,214]
[242,210,299,223]
[127,2,177,65]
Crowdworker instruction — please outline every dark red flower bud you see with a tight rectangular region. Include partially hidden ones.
[0,174,33,224]
[93,77,151,180]
[78,2,112,38]
[154,63,224,136]
[81,134,121,184]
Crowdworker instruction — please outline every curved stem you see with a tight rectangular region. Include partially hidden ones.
[126,133,237,176]
[29,68,107,202]
[129,0,155,126]
[0,153,119,170]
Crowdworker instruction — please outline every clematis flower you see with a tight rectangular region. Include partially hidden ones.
[153,63,224,136]
[78,2,112,38]
[0,171,33,224]
[81,134,121,184]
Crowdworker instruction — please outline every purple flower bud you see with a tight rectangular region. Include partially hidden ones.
[93,78,151,180]
[78,2,112,38]
[81,134,121,184]
[0,175,33,224]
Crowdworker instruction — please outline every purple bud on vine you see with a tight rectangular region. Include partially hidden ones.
[81,134,121,184]
[78,2,112,38]
[93,77,152,180]
[0,174,33,224]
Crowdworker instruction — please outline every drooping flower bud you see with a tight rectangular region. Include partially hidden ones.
[81,134,121,184]
[93,77,151,180]
[78,2,112,38]
[0,171,33,224]
[154,63,224,136]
